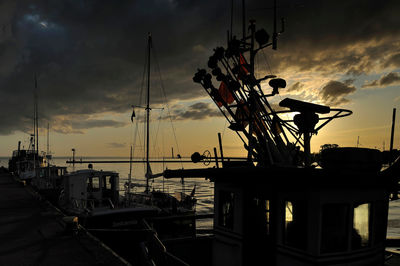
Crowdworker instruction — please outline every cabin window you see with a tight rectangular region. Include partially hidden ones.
[321,204,349,253]
[87,176,100,192]
[251,198,270,235]
[219,191,235,230]
[352,203,370,249]
[105,176,112,190]
[285,200,307,250]
[374,201,387,245]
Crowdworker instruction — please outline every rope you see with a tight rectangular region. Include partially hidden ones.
[152,42,184,169]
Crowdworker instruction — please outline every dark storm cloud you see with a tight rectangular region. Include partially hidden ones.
[50,116,127,134]
[0,0,399,135]
[287,82,304,92]
[319,81,356,106]
[384,53,400,69]
[172,102,220,120]
[362,72,400,88]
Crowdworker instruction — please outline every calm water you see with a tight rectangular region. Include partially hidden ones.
[1,156,399,236]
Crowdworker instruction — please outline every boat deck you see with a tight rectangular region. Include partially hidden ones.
[0,172,129,265]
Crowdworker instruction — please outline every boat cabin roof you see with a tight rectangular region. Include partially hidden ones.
[67,169,118,177]
[164,165,397,189]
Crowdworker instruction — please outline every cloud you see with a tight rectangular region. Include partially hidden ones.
[384,53,400,69]
[319,81,356,105]
[0,0,399,136]
[172,102,220,120]
[50,116,127,134]
[362,72,400,88]
[287,82,304,92]
[106,142,126,148]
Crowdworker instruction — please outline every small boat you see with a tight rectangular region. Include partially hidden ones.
[31,165,67,203]
[11,75,46,181]
[58,167,159,229]
[12,137,45,181]
[123,32,197,233]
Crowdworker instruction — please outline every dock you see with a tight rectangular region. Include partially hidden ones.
[0,172,129,266]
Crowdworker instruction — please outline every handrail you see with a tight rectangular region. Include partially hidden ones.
[141,219,189,266]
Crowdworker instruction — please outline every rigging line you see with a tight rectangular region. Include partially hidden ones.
[131,42,149,177]
[221,119,228,140]
[261,48,274,75]
[152,109,164,157]
[259,47,292,143]
[152,42,183,169]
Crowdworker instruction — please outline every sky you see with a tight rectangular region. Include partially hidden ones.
[0,0,399,158]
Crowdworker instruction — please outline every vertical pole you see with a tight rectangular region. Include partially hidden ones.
[304,132,311,167]
[47,123,49,156]
[214,147,219,168]
[72,149,75,167]
[172,147,174,158]
[390,108,396,165]
[35,74,39,157]
[18,141,21,156]
[242,0,245,40]
[145,33,152,193]
[128,145,132,203]
[230,0,234,40]
[33,74,38,171]
[218,133,224,164]
[247,21,256,161]
[272,0,277,50]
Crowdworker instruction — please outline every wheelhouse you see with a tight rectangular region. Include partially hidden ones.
[60,169,120,213]
[210,166,389,266]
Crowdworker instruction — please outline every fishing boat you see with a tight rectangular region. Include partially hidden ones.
[10,78,46,181]
[30,164,67,203]
[162,3,400,266]
[58,167,159,229]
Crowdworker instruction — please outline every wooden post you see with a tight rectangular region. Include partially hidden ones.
[390,108,396,165]
[214,147,219,168]
[218,133,224,164]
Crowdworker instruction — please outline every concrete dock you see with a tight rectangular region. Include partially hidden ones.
[0,172,129,266]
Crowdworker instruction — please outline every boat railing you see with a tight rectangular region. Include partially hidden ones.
[127,192,153,206]
[70,197,115,211]
[139,219,189,266]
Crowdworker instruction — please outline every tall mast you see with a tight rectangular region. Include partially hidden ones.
[145,32,152,193]
[34,74,39,156]
[47,123,49,154]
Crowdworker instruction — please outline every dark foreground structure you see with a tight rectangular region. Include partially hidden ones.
[0,172,129,266]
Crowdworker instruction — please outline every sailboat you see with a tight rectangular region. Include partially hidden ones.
[161,2,400,266]
[124,32,197,236]
[56,34,198,264]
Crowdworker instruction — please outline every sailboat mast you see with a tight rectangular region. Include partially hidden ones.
[34,74,39,156]
[145,32,152,193]
[47,123,49,155]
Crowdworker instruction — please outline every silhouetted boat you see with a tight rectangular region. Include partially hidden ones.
[10,76,46,181]
[161,2,400,265]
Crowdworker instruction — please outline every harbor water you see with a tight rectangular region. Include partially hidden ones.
[1,156,399,236]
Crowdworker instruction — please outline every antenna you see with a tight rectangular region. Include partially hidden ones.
[230,0,234,40]
[272,0,277,50]
[272,0,285,50]
[242,0,246,39]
